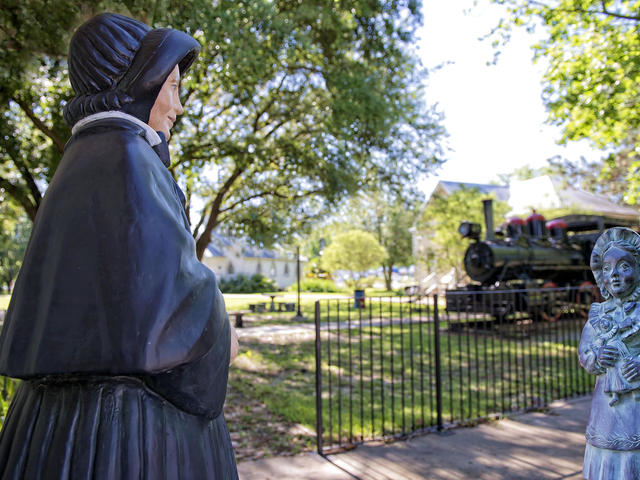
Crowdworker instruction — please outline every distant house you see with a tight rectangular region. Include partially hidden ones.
[200,232,302,288]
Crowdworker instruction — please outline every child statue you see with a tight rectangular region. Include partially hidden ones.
[0,13,238,479]
[579,227,640,479]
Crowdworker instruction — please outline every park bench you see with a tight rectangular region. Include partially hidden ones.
[229,310,251,328]
[248,303,267,313]
[276,302,296,312]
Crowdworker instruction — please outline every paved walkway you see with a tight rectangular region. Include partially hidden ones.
[238,395,590,480]
[236,322,315,339]
[236,317,427,342]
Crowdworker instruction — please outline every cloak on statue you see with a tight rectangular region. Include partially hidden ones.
[0,13,238,479]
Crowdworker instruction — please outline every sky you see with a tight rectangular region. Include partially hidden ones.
[416,0,603,196]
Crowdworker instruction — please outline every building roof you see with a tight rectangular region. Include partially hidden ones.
[426,177,638,222]
[242,247,277,259]
[204,232,288,260]
[206,245,224,257]
[509,176,639,220]
[435,181,510,202]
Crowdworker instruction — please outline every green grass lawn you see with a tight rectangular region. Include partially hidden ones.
[222,292,350,326]
[0,295,10,311]
[224,293,436,327]
[0,290,404,318]
[316,321,591,447]
[228,316,592,453]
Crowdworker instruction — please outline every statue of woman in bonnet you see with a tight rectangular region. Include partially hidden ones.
[0,13,238,479]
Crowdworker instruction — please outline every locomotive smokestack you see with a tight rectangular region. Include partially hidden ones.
[483,199,494,241]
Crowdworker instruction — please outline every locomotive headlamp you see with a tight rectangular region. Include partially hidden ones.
[459,221,481,240]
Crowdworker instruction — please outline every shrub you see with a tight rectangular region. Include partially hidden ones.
[218,274,279,293]
[0,377,19,428]
[289,278,343,293]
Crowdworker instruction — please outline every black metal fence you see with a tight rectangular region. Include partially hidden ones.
[314,287,596,454]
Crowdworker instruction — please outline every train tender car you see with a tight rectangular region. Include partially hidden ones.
[446,199,637,319]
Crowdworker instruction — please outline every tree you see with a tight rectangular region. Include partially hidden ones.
[321,230,387,289]
[415,187,509,284]
[0,200,30,292]
[497,155,632,205]
[545,154,631,204]
[488,0,640,205]
[340,191,421,290]
[1,1,445,259]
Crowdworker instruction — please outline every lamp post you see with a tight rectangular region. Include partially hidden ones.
[292,245,305,321]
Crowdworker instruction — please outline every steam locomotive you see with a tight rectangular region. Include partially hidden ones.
[445,199,638,319]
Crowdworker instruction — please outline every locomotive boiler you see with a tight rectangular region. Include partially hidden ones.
[446,199,638,320]
[460,199,599,288]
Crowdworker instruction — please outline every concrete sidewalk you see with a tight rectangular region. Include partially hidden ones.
[238,395,590,480]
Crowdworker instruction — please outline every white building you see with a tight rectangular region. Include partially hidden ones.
[201,232,303,289]
[508,176,640,220]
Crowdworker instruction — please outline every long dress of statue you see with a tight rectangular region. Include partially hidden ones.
[0,13,238,479]
[579,227,640,479]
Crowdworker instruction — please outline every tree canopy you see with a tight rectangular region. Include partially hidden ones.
[0,199,30,292]
[321,229,387,288]
[488,0,640,205]
[1,0,445,258]
[337,191,420,290]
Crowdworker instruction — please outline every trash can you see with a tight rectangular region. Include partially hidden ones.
[354,289,365,309]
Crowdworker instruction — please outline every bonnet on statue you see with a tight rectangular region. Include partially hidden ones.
[590,227,640,301]
[63,12,200,127]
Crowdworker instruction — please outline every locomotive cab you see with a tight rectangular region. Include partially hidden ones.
[459,221,481,240]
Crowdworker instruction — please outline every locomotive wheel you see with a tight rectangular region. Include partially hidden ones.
[540,282,562,322]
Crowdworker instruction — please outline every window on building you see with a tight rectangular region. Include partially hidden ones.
[257,262,262,274]
[284,263,289,276]
[227,262,235,274]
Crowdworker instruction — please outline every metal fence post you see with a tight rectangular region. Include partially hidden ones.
[314,300,323,454]
[434,294,444,432]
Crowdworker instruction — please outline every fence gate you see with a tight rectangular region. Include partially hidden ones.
[314,289,594,454]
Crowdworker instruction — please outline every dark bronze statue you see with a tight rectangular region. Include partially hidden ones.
[0,13,238,478]
[580,227,640,479]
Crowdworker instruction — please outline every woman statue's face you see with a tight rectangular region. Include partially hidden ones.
[602,246,640,299]
[148,65,183,140]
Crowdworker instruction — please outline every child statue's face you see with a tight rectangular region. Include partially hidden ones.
[602,246,640,299]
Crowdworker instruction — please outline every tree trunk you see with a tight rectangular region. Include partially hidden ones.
[194,167,244,260]
[383,264,393,291]
[195,212,219,261]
